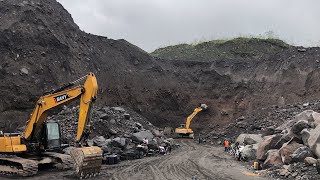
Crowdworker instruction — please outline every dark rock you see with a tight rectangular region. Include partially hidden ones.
[291,120,310,135]
[131,130,154,142]
[291,146,314,162]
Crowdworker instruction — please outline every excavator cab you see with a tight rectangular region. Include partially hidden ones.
[43,120,61,150]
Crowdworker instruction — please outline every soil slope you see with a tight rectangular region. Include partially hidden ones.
[1,0,320,136]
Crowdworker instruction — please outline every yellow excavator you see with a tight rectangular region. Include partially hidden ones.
[0,72,102,178]
[175,104,208,138]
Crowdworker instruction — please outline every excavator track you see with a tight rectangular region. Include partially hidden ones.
[70,146,103,179]
[43,152,74,170]
[0,156,38,176]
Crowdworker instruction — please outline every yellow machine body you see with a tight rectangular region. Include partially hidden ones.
[175,104,208,138]
[0,135,26,152]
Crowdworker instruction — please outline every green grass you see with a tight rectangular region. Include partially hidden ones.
[151,37,290,62]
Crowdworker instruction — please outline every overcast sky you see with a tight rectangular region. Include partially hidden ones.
[57,0,320,52]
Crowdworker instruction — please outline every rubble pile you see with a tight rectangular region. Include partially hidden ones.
[49,105,174,161]
[203,101,320,145]
[234,109,320,179]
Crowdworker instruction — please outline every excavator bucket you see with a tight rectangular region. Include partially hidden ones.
[70,146,103,179]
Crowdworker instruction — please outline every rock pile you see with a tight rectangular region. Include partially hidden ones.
[235,110,320,179]
[48,105,174,160]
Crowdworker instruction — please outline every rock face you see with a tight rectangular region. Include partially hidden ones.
[263,150,283,168]
[279,141,303,164]
[236,134,263,145]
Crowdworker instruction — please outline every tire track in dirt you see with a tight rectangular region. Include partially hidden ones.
[109,139,270,180]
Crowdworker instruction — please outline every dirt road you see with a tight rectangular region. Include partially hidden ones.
[2,139,269,180]
[109,139,267,180]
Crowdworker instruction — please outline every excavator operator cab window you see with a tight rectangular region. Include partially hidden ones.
[179,124,186,128]
[45,121,61,150]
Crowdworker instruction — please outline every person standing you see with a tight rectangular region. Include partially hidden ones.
[224,139,229,152]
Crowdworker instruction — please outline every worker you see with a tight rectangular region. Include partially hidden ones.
[224,139,229,152]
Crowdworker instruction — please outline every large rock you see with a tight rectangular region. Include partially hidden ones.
[236,134,263,145]
[295,110,320,127]
[300,129,311,145]
[241,144,258,161]
[304,157,317,166]
[291,146,314,162]
[131,130,154,142]
[112,137,128,148]
[279,140,304,164]
[256,134,283,160]
[93,136,108,146]
[307,123,320,158]
[263,150,283,168]
[290,120,310,135]
[151,129,162,137]
[163,127,174,135]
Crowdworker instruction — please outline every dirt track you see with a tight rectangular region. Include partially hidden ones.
[1,139,269,180]
[109,139,268,180]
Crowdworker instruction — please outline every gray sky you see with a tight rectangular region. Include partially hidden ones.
[57,0,320,52]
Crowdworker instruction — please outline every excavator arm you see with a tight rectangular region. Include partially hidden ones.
[185,107,204,129]
[175,104,208,138]
[23,72,98,143]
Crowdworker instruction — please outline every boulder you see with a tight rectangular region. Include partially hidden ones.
[291,146,314,162]
[295,110,320,127]
[236,134,263,145]
[93,136,108,147]
[304,157,317,166]
[241,144,258,161]
[279,140,303,164]
[256,134,283,160]
[112,137,127,148]
[109,128,118,135]
[111,107,126,113]
[123,113,130,120]
[263,150,283,168]
[275,120,295,132]
[131,130,154,142]
[300,129,311,145]
[262,126,275,136]
[163,127,174,135]
[307,124,320,158]
[151,129,161,137]
[290,120,310,135]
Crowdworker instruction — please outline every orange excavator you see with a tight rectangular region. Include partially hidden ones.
[0,72,102,178]
[175,104,208,138]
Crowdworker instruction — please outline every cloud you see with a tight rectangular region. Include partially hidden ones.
[57,0,320,52]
